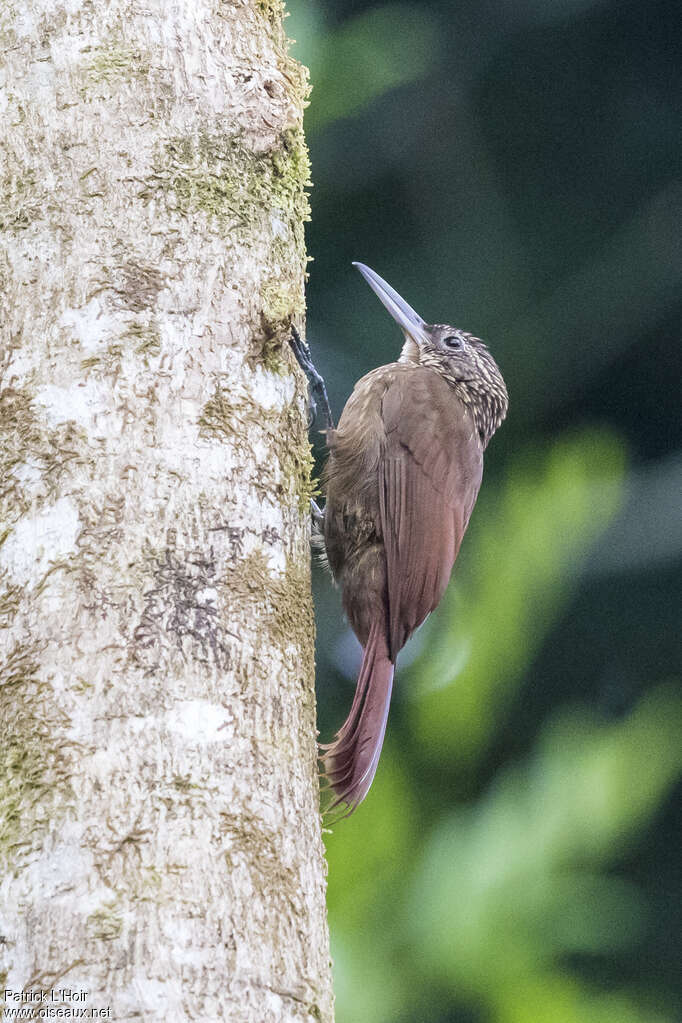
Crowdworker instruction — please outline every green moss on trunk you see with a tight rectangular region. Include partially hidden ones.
[198,387,316,515]
[0,642,75,869]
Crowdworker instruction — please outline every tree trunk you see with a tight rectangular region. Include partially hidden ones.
[0,2,333,1020]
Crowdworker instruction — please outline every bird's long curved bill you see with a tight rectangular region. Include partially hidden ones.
[353,262,430,346]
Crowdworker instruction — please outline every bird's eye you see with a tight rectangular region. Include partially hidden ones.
[443,335,462,350]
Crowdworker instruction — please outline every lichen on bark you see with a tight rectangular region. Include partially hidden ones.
[0,1,331,1019]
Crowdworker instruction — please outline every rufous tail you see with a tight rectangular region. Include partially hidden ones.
[320,621,394,816]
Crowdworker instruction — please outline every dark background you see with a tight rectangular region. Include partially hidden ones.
[286,1,681,1020]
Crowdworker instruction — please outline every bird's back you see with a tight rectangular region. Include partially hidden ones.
[323,362,483,656]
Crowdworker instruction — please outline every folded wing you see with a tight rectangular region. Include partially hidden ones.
[378,368,483,660]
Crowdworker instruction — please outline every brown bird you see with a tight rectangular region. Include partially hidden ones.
[290,263,508,815]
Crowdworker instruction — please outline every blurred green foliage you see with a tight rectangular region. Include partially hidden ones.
[409,688,681,1023]
[302,5,440,130]
[285,0,681,1020]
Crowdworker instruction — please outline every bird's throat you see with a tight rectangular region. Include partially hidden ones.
[398,334,421,365]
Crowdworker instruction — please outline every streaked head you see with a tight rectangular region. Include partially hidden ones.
[353,262,508,445]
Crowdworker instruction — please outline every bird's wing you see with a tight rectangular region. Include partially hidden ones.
[379,368,483,660]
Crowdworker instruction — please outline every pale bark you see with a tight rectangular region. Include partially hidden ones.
[0,2,333,1020]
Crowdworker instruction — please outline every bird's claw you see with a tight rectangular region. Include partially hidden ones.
[311,498,325,530]
[289,326,335,432]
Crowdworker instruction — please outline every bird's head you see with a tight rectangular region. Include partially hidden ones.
[353,262,508,446]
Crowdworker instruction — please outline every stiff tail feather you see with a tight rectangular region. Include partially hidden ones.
[320,621,394,816]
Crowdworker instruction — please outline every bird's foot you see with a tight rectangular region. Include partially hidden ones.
[289,326,335,432]
[311,498,324,531]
